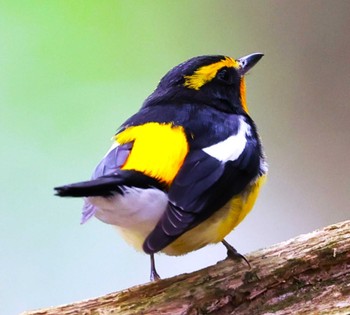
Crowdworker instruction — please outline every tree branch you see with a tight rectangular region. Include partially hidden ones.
[22,220,350,314]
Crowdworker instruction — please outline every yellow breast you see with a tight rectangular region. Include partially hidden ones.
[162,175,266,256]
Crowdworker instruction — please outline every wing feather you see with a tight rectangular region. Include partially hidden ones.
[143,137,261,254]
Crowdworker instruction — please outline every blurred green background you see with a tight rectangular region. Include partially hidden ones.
[1,1,349,314]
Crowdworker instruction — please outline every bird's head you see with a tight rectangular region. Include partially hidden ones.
[144,53,263,114]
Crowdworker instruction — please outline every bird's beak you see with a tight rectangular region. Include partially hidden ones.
[237,53,264,76]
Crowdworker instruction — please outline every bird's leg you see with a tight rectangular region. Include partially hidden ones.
[149,253,161,281]
[221,239,251,268]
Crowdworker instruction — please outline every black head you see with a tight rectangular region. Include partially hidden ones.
[143,53,263,114]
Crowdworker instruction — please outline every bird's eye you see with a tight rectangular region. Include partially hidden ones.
[216,68,232,84]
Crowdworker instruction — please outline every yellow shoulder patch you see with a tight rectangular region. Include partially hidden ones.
[116,123,189,185]
[183,57,239,90]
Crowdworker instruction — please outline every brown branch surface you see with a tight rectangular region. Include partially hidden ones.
[22,220,350,315]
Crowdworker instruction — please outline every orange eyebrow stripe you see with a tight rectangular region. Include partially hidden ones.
[184,57,240,90]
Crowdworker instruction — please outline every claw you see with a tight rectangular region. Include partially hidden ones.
[150,253,161,281]
[221,239,251,268]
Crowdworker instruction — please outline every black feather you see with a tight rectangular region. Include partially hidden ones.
[54,176,124,197]
[143,129,262,254]
[54,170,166,197]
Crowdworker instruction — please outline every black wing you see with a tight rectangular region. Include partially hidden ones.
[143,136,261,254]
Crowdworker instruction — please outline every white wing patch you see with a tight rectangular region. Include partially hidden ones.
[203,118,251,162]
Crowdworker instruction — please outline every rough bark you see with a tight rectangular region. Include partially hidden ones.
[22,220,350,315]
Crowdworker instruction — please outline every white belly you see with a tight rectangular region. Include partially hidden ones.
[86,187,168,251]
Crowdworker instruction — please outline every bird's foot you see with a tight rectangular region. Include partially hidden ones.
[150,253,161,281]
[221,239,251,268]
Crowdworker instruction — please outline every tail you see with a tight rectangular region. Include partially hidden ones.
[54,170,167,198]
[54,176,124,197]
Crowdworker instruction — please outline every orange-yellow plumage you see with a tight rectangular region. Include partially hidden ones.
[116,122,189,185]
[239,78,249,114]
[184,57,240,90]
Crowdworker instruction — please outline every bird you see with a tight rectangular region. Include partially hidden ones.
[54,52,267,281]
